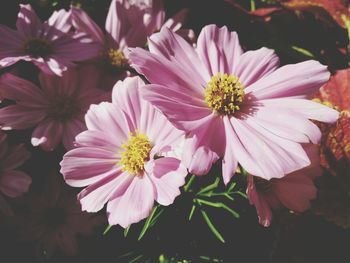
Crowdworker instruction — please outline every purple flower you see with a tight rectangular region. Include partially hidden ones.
[0,4,100,76]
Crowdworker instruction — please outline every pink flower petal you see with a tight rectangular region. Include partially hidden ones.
[52,33,101,62]
[273,172,317,212]
[16,4,42,37]
[196,25,243,76]
[141,84,213,132]
[78,171,132,213]
[85,102,130,143]
[75,130,117,152]
[47,9,72,33]
[60,146,120,187]
[247,107,322,144]
[0,56,23,68]
[129,47,205,98]
[0,25,25,59]
[184,143,220,176]
[148,27,209,84]
[31,120,64,151]
[0,105,46,130]
[147,157,187,206]
[35,57,68,76]
[229,117,310,180]
[71,7,105,45]
[112,77,143,131]
[142,0,165,34]
[162,9,189,32]
[105,0,126,45]
[112,76,185,155]
[0,73,47,106]
[62,119,86,150]
[259,98,339,123]
[235,47,279,87]
[107,175,155,228]
[2,144,30,170]
[222,116,239,185]
[0,170,31,198]
[181,116,225,175]
[246,175,272,227]
[245,60,330,99]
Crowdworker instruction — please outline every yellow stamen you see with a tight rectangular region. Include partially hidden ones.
[204,73,245,115]
[119,130,152,175]
[106,48,128,68]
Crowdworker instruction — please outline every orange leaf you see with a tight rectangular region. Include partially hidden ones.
[314,69,350,175]
[283,0,350,28]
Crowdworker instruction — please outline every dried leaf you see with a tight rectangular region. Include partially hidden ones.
[282,0,350,28]
[314,69,350,175]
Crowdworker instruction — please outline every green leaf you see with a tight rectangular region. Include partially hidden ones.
[233,190,248,199]
[200,209,225,243]
[188,205,197,221]
[250,0,256,12]
[291,46,315,58]
[150,207,165,227]
[199,256,223,262]
[103,224,112,235]
[197,177,220,196]
[228,182,236,192]
[196,199,240,218]
[138,205,159,241]
[184,174,196,192]
[129,255,144,263]
[224,193,235,201]
[124,225,131,237]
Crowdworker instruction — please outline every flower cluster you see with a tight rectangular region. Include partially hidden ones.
[0,0,340,257]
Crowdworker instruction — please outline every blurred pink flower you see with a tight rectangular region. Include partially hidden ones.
[60,76,187,228]
[0,131,31,216]
[13,172,104,258]
[247,144,322,227]
[71,0,193,90]
[0,66,106,151]
[129,24,339,183]
[0,4,100,76]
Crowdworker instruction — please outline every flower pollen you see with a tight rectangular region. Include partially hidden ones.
[205,73,245,115]
[106,48,128,68]
[119,130,152,175]
[23,38,53,58]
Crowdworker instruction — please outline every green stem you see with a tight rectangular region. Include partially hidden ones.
[184,174,196,192]
[250,0,256,12]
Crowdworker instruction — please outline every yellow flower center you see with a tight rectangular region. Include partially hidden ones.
[106,48,128,68]
[119,130,152,175]
[204,73,245,115]
[23,38,53,58]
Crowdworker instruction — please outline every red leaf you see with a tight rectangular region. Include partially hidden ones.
[283,0,350,28]
[314,69,350,175]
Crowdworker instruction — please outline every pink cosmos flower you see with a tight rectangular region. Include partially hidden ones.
[71,0,193,90]
[247,144,322,227]
[0,4,100,76]
[0,66,106,151]
[13,172,104,258]
[129,25,339,183]
[0,131,31,216]
[60,76,187,228]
